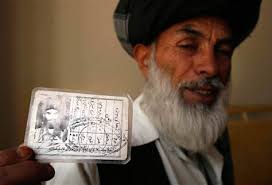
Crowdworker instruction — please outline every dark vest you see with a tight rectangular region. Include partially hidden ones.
[98,130,234,185]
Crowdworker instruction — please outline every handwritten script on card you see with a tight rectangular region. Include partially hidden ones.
[24,89,130,162]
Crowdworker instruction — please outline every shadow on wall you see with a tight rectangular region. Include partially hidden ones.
[0,1,57,148]
[0,1,17,148]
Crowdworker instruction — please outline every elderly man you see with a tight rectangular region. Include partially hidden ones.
[0,0,262,185]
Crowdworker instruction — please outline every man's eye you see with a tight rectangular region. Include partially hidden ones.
[178,43,198,52]
[215,44,234,59]
[216,48,233,58]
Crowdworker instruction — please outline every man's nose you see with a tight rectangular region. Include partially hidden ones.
[194,50,218,77]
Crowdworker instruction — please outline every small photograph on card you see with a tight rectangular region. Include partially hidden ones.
[24,88,131,163]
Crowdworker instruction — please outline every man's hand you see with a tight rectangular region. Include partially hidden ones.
[0,146,55,185]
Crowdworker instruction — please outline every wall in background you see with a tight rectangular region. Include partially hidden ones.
[231,0,272,104]
[0,1,17,148]
[0,0,271,148]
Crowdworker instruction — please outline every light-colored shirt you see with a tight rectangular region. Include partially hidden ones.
[46,95,224,185]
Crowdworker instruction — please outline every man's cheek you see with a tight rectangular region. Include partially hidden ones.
[157,62,175,75]
[222,71,231,85]
[219,65,231,85]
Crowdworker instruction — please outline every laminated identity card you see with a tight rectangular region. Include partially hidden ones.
[24,88,132,164]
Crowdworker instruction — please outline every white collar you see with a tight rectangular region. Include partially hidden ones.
[131,95,159,146]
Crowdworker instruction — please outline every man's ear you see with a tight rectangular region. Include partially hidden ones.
[133,44,152,79]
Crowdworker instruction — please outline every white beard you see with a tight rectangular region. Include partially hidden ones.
[140,50,230,152]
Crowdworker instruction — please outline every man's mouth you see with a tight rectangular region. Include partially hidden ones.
[194,86,218,94]
[183,86,219,105]
[194,88,214,95]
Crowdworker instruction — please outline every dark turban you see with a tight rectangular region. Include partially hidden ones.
[114,0,262,56]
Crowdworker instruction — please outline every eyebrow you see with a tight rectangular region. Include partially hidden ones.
[215,37,235,48]
[176,24,234,47]
[176,24,205,38]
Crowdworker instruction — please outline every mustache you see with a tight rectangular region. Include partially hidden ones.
[178,76,225,90]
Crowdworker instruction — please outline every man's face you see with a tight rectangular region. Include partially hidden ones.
[153,17,233,105]
[137,17,232,151]
[44,108,59,122]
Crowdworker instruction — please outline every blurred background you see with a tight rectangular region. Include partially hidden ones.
[0,0,271,185]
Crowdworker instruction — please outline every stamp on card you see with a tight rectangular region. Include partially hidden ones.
[24,88,131,163]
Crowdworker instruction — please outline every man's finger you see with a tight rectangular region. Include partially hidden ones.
[0,160,55,185]
[0,146,34,167]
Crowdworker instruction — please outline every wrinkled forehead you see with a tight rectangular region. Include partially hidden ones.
[156,16,232,44]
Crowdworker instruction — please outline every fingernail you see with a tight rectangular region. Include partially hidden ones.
[48,165,55,176]
[17,146,32,158]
